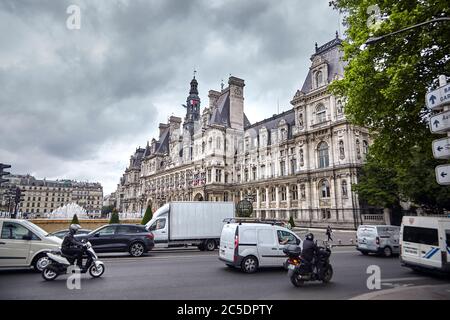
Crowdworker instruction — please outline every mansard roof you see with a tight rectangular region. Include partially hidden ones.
[155,126,170,155]
[245,109,295,143]
[300,35,346,94]
[210,90,230,126]
[129,148,145,169]
[209,89,252,128]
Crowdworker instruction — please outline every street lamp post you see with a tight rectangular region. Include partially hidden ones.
[362,17,450,49]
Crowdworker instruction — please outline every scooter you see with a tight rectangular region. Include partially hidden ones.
[42,240,105,281]
[283,241,333,287]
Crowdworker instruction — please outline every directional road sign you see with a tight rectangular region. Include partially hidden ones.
[432,137,450,159]
[435,165,450,186]
[426,83,450,110]
[430,110,450,134]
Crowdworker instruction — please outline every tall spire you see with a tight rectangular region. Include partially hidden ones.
[183,74,201,135]
[189,71,199,95]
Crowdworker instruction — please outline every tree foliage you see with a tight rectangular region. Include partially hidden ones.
[109,208,120,224]
[141,205,153,225]
[329,0,450,213]
[71,214,80,225]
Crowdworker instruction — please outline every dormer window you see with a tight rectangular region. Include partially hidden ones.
[315,70,323,88]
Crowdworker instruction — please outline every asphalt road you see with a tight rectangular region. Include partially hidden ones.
[0,247,448,300]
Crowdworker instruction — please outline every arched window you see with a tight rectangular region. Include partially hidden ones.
[318,142,329,168]
[341,180,348,198]
[315,70,323,87]
[316,104,326,123]
[320,180,330,198]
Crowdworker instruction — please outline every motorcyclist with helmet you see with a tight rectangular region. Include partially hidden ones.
[61,224,86,270]
[301,233,317,272]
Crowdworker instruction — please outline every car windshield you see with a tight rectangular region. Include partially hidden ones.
[23,220,49,237]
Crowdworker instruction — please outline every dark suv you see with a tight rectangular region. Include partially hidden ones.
[76,224,154,257]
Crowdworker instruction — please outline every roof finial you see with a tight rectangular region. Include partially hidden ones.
[315,42,318,52]
[336,30,339,38]
[193,69,197,79]
[221,79,224,91]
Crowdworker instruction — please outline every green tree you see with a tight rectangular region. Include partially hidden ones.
[70,214,80,225]
[141,205,153,225]
[329,0,450,214]
[109,209,120,224]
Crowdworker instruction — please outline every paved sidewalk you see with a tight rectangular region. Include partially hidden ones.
[293,227,357,246]
[351,284,450,300]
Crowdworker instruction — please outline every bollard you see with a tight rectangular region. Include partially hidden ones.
[338,239,342,245]
[350,239,354,245]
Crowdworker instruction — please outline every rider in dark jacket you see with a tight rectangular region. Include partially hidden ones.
[301,233,317,271]
[61,224,85,269]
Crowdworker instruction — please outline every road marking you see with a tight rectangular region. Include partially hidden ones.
[381,277,425,282]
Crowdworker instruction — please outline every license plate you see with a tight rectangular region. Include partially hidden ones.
[288,264,296,270]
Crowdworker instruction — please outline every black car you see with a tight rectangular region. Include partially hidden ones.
[76,224,154,257]
[50,228,92,239]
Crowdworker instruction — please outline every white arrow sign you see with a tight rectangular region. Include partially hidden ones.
[435,165,450,185]
[430,110,450,134]
[432,137,450,159]
[426,83,450,110]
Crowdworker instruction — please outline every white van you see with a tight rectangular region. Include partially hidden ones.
[0,219,62,271]
[400,216,450,273]
[219,221,302,273]
[356,225,400,257]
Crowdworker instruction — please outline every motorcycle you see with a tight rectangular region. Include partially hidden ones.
[42,240,105,281]
[283,241,333,287]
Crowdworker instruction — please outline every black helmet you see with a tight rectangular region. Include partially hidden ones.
[69,224,81,235]
[305,233,314,241]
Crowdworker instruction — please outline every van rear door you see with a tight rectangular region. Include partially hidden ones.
[219,224,236,263]
[357,226,378,251]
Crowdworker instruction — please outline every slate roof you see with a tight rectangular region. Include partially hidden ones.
[245,109,296,144]
[209,89,252,128]
[129,148,145,169]
[300,36,346,94]
[155,127,170,155]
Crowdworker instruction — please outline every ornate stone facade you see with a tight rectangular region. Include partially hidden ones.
[115,35,376,228]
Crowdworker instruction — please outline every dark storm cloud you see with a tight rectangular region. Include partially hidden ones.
[0,0,341,193]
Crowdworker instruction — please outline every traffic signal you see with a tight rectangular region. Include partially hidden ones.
[0,163,11,186]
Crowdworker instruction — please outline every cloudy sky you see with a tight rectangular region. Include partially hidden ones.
[0,0,342,195]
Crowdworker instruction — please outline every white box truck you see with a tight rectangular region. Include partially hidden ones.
[145,201,235,251]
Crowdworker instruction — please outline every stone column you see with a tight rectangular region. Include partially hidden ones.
[265,186,270,208]
[275,185,280,219]
[256,188,261,209]
[286,184,291,208]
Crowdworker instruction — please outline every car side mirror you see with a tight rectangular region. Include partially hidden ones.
[22,235,32,241]
[94,233,100,237]
[296,239,301,245]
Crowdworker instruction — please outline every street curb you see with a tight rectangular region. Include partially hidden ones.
[349,284,450,300]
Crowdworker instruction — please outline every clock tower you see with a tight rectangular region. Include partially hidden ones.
[183,74,201,136]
